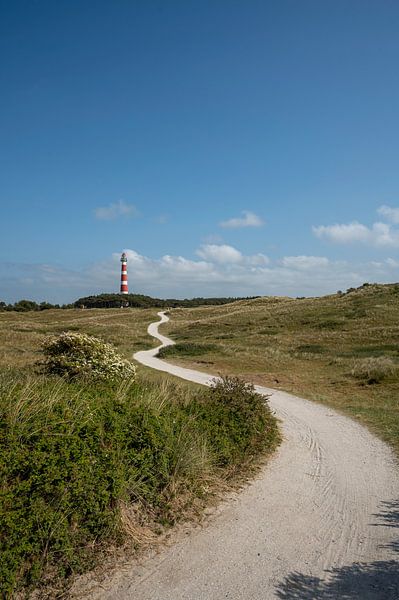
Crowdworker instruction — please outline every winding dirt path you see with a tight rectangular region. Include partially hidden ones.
[83,312,399,599]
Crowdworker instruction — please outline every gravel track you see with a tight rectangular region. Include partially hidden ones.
[78,311,399,599]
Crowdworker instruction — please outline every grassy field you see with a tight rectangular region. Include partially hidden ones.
[0,307,159,370]
[162,283,399,453]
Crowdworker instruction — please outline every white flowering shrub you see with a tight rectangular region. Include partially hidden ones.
[42,331,136,382]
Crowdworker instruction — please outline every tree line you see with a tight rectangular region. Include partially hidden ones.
[74,293,257,309]
[0,300,72,312]
[0,294,258,312]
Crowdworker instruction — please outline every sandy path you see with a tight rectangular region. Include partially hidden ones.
[79,312,399,599]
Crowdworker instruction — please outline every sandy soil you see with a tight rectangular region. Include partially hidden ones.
[72,312,399,599]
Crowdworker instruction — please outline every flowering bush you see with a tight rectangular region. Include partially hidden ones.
[42,331,136,382]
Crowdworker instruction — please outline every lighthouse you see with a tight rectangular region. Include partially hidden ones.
[120,252,128,294]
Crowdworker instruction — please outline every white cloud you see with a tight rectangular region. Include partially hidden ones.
[160,254,212,274]
[313,222,371,243]
[6,200,399,305]
[246,253,270,266]
[313,221,399,247]
[377,205,399,224]
[220,211,264,229]
[280,256,330,270]
[94,200,138,221]
[197,244,243,264]
[98,250,367,300]
[2,246,397,305]
[195,245,270,267]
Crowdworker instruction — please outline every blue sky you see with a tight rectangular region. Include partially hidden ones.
[1,0,399,302]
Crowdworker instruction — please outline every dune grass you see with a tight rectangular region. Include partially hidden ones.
[0,307,159,369]
[163,284,399,453]
[157,342,219,359]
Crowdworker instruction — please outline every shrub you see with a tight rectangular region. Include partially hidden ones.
[191,376,279,467]
[0,372,279,596]
[0,375,174,594]
[350,357,397,384]
[41,331,136,382]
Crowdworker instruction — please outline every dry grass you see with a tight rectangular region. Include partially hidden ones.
[351,356,397,383]
[0,307,159,369]
[163,284,399,453]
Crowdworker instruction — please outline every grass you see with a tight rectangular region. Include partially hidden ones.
[350,356,396,384]
[157,342,219,359]
[163,284,399,454]
[0,308,279,597]
[0,307,159,369]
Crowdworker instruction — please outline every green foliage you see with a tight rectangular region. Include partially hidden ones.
[0,299,61,311]
[41,331,136,382]
[0,372,278,596]
[1,295,258,312]
[191,376,279,467]
[13,299,40,312]
[74,293,258,309]
[157,342,218,358]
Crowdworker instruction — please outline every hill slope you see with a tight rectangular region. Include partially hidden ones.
[162,283,399,452]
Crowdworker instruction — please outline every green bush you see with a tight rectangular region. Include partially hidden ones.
[0,372,278,596]
[41,331,136,382]
[191,376,278,467]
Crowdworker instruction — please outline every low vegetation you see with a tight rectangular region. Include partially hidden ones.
[164,283,399,453]
[0,307,279,596]
[157,342,219,359]
[0,371,278,597]
[350,356,397,384]
[0,307,159,368]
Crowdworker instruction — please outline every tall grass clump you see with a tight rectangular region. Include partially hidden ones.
[42,331,136,381]
[0,370,278,596]
[350,357,397,384]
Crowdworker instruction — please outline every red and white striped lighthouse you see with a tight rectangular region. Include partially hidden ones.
[120,252,128,294]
